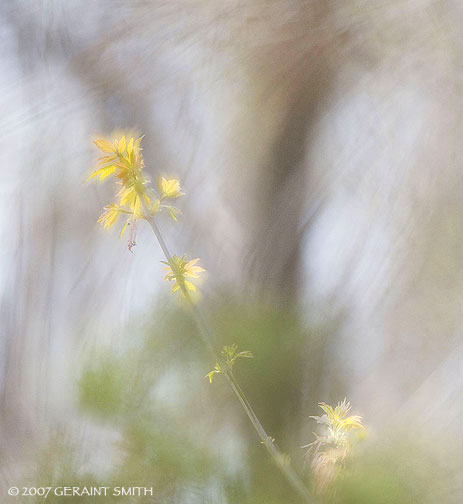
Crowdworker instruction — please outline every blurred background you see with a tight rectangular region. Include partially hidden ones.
[1,1,463,502]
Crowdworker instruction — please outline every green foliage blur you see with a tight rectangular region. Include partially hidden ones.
[22,300,460,503]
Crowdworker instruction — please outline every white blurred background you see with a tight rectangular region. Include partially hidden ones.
[1,1,463,501]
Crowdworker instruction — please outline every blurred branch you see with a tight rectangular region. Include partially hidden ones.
[145,214,316,503]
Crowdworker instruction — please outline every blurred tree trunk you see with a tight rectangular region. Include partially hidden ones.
[247,67,332,303]
[226,3,338,304]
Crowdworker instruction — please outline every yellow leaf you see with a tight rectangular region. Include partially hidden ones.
[87,165,114,181]
[118,186,137,207]
[86,170,101,181]
[126,137,134,156]
[118,136,126,153]
[94,139,116,153]
[99,165,116,180]
[185,280,196,292]
[97,155,116,166]
[97,204,119,229]
[134,135,144,153]
[158,176,184,199]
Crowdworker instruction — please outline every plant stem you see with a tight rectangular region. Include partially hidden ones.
[145,215,315,503]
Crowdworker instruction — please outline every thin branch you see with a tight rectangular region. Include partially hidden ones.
[144,214,315,503]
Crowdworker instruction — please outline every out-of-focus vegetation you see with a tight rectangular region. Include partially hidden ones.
[8,302,461,503]
[2,0,463,502]
[16,304,325,503]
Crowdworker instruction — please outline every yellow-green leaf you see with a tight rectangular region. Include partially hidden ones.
[119,220,128,239]
[206,370,217,383]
